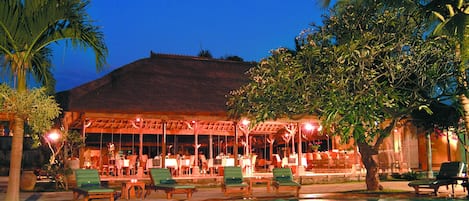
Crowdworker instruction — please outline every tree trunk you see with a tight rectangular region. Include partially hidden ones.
[460,94,469,137]
[5,116,25,201]
[357,141,381,191]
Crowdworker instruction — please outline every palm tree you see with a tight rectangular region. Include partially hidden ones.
[0,1,107,200]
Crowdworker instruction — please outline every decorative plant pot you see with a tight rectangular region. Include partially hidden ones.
[20,170,37,191]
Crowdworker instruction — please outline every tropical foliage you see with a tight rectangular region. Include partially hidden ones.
[0,1,107,200]
[323,0,469,155]
[0,84,60,135]
[0,0,107,92]
[227,1,456,190]
[423,0,469,149]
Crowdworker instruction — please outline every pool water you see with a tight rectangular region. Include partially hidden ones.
[216,194,469,201]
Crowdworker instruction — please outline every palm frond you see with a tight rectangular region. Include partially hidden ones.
[432,11,446,22]
[0,0,107,89]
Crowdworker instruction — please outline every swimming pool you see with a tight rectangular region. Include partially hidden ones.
[216,194,468,201]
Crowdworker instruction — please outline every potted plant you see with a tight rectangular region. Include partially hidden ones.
[62,130,85,190]
[20,149,40,191]
[20,170,37,191]
[309,142,321,152]
[64,130,84,170]
[20,130,48,191]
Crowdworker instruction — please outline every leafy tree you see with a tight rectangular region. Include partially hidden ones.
[223,55,244,62]
[198,49,213,58]
[0,84,61,169]
[0,1,107,200]
[227,1,456,190]
[64,130,85,159]
[324,0,469,159]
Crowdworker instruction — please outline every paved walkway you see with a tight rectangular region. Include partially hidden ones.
[0,180,467,201]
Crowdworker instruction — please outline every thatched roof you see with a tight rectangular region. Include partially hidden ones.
[57,53,318,135]
[57,53,253,117]
[56,53,270,134]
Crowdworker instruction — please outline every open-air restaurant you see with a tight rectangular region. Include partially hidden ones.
[78,118,360,179]
[25,53,449,200]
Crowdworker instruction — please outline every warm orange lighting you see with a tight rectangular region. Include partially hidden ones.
[47,130,61,142]
[136,117,142,122]
[304,123,314,131]
[304,123,322,132]
[241,119,250,126]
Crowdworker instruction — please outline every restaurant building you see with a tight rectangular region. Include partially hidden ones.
[47,53,465,177]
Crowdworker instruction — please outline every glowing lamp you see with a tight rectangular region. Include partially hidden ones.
[241,119,250,126]
[304,123,314,131]
[47,130,61,142]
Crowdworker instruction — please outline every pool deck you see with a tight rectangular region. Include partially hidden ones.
[0,176,468,201]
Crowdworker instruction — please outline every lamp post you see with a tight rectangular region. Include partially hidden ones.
[282,132,291,157]
[131,116,144,159]
[186,120,201,176]
[285,124,297,156]
[239,119,251,157]
[239,119,253,175]
[299,122,317,175]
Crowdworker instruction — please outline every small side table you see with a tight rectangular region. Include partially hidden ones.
[121,181,145,200]
[249,177,271,193]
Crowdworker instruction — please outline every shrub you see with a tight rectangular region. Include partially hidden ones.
[401,171,418,180]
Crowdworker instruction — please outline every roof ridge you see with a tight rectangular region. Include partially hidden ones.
[149,51,253,64]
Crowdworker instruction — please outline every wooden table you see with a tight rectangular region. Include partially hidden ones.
[249,177,271,193]
[121,181,145,200]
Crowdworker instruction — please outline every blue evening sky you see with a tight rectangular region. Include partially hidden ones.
[52,1,329,92]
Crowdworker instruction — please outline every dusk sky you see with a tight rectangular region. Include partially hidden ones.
[51,1,329,92]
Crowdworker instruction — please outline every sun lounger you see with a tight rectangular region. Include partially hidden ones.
[408,161,466,195]
[221,166,249,196]
[147,168,196,199]
[272,167,301,197]
[73,169,115,201]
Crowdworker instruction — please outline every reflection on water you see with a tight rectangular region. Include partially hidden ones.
[295,199,467,201]
[248,198,468,201]
[209,194,469,201]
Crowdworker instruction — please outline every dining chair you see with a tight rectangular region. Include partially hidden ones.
[128,155,138,175]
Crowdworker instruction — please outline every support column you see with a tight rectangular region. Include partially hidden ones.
[297,122,305,176]
[137,119,144,177]
[162,121,167,168]
[234,122,239,166]
[139,120,143,159]
[446,129,451,161]
[268,135,274,161]
[209,134,213,159]
[82,118,92,144]
[426,132,433,178]
[192,121,200,176]
[292,129,295,155]
[82,118,92,168]
[245,132,249,156]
